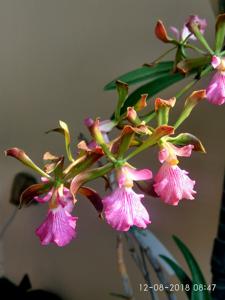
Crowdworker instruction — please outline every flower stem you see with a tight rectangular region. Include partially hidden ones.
[185,43,207,55]
[175,79,197,100]
[192,25,214,55]
[149,46,177,65]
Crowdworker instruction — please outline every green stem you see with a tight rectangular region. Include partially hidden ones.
[150,46,177,64]
[192,26,214,55]
[175,79,197,100]
[84,163,114,183]
[64,155,99,180]
[185,44,207,55]
[174,65,213,129]
[125,135,158,161]
[33,166,52,180]
[101,143,117,163]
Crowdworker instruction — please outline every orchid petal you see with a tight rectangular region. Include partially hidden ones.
[125,166,152,182]
[170,144,194,158]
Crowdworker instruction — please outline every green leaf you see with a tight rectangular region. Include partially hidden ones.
[215,14,225,52]
[104,61,174,90]
[173,236,212,300]
[119,72,185,116]
[167,133,206,153]
[160,255,192,299]
[219,0,225,14]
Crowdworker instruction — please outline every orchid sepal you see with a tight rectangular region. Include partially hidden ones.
[43,152,65,178]
[19,182,52,208]
[116,126,135,159]
[115,80,128,121]
[134,94,148,111]
[79,186,103,218]
[5,148,52,180]
[174,90,206,129]
[46,121,74,162]
[167,133,206,153]
[70,163,114,196]
[155,97,176,125]
[127,107,143,126]
[155,20,175,44]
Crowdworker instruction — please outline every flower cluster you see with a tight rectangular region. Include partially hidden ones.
[5,13,225,247]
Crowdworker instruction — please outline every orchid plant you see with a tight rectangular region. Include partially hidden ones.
[4,12,225,300]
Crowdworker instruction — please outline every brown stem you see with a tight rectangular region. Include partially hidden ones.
[116,234,135,300]
[129,230,176,300]
[125,233,158,300]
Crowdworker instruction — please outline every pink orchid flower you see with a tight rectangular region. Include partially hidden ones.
[206,55,225,105]
[154,143,196,206]
[102,166,152,231]
[35,183,77,247]
[170,15,207,42]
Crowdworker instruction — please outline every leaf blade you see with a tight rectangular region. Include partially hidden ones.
[104,61,174,90]
[160,255,192,299]
[173,236,212,300]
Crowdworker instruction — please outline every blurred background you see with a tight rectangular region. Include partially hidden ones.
[0,0,224,299]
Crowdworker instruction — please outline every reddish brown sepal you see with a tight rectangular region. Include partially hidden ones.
[79,186,103,218]
[155,20,172,43]
[155,97,176,111]
[19,182,52,208]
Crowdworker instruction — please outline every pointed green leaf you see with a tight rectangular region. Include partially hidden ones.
[104,61,174,90]
[173,236,212,300]
[215,14,225,52]
[119,72,185,116]
[160,255,192,299]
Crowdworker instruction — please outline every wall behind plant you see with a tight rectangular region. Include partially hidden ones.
[0,1,224,299]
